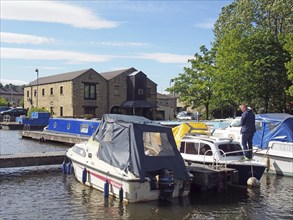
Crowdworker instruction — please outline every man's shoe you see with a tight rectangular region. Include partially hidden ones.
[243,156,250,161]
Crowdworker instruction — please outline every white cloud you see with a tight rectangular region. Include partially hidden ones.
[138,53,192,64]
[1,32,56,45]
[1,47,113,63]
[98,41,149,47]
[1,47,192,64]
[1,1,118,29]
[0,79,28,85]
[194,18,216,29]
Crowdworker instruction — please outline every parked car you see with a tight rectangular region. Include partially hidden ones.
[0,108,27,117]
[176,111,201,120]
[0,106,11,112]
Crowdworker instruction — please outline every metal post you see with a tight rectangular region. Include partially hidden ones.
[35,69,39,108]
[9,84,12,106]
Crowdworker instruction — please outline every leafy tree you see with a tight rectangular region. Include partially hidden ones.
[0,97,8,106]
[283,33,293,96]
[167,46,216,119]
[214,0,292,113]
[19,97,24,108]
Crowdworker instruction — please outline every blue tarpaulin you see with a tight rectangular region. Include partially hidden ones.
[253,113,293,149]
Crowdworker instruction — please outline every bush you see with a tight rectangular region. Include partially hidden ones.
[27,107,50,117]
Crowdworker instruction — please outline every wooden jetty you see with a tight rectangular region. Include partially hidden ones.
[0,122,45,130]
[187,163,239,191]
[20,130,88,144]
[0,151,66,168]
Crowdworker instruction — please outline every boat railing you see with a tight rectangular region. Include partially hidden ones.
[203,150,228,171]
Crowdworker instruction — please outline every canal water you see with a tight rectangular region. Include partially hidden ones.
[1,130,292,220]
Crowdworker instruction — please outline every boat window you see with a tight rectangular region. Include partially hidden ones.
[199,143,212,156]
[80,124,89,134]
[185,142,199,155]
[72,146,86,157]
[180,142,185,153]
[102,124,113,142]
[143,132,175,157]
[231,118,241,127]
[218,144,243,156]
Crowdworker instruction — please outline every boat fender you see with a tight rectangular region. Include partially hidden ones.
[104,180,109,198]
[265,156,270,172]
[247,177,260,188]
[82,167,87,184]
[62,161,67,174]
[119,187,123,202]
[66,162,72,175]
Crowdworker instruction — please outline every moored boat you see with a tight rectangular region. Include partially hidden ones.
[172,123,267,185]
[213,113,293,176]
[66,114,191,203]
[44,117,100,137]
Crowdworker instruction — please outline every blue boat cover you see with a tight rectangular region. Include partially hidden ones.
[253,113,293,149]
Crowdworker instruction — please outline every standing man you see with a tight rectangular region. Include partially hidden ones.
[240,103,256,160]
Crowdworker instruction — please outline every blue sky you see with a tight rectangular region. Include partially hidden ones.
[1,0,232,93]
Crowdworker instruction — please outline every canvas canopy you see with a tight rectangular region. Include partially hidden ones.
[94,114,190,181]
[253,113,293,149]
[172,122,210,148]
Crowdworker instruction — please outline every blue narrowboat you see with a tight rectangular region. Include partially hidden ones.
[45,118,100,137]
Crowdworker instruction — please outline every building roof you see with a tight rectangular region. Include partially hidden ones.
[27,68,94,86]
[0,87,24,95]
[100,67,136,80]
[157,93,179,99]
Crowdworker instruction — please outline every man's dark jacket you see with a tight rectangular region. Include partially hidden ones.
[240,109,256,134]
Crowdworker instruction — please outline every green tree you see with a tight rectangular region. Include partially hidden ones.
[214,0,292,113]
[283,33,293,96]
[167,46,216,119]
[0,97,8,106]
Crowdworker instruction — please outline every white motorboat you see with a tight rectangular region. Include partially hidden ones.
[253,141,293,176]
[66,114,191,203]
[213,113,293,176]
[176,135,267,185]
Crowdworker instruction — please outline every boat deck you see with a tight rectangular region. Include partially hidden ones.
[187,163,239,191]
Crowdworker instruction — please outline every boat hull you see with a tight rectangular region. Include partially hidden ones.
[226,163,266,185]
[253,141,293,176]
[68,154,190,203]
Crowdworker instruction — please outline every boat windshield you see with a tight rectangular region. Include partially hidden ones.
[143,132,175,157]
[218,144,243,156]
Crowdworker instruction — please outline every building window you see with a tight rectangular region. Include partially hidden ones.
[60,106,63,117]
[138,89,144,95]
[27,91,29,97]
[114,85,119,96]
[60,86,63,95]
[84,84,96,100]
[50,88,53,95]
[84,106,96,116]
[42,88,45,96]
[34,89,37,97]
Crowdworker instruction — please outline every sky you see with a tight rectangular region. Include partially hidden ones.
[0,0,233,93]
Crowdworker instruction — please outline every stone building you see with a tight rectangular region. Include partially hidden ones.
[24,67,157,119]
[0,87,24,107]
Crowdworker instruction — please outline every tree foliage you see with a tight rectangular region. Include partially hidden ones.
[0,97,8,106]
[167,46,216,119]
[168,0,292,117]
[214,0,292,113]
